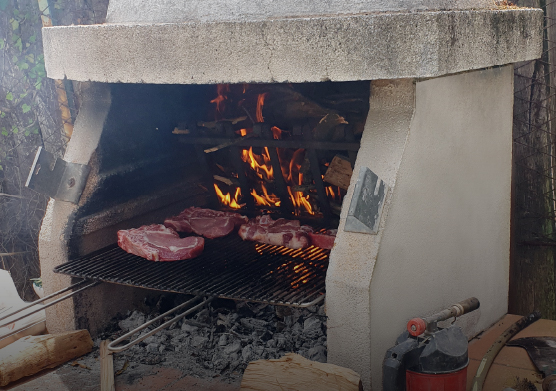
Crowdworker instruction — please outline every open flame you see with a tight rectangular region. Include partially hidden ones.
[256,93,267,123]
[271,126,282,140]
[288,173,314,216]
[242,147,274,181]
[211,84,230,115]
[214,184,242,209]
[206,85,336,216]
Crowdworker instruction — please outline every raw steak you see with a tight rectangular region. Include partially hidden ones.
[308,229,337,250]
[238,215,312,249]
[164,207,248,239]
[117,224,204,262]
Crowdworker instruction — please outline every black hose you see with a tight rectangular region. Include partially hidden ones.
[470,311,541,391]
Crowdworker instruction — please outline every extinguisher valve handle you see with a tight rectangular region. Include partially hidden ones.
[407,318,426,336]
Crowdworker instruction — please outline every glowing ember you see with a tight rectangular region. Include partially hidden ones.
[214,184,242,209]
[256,93,267,123]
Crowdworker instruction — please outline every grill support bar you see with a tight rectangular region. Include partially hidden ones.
[107,295,213,353]
[0,280,99,339]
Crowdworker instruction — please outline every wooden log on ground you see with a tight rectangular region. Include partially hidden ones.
[100,340,115,391]
[0,329,93,386]
[240,353,363,391]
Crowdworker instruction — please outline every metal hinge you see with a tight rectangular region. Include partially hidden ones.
[25,146,90,203]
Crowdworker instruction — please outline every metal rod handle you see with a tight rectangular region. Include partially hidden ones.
[107,295,213,353]
[407,297,480,337]
[0,281,100,329]
[0,279,92,323]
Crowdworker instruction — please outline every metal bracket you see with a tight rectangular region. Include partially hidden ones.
[25,146,90,203]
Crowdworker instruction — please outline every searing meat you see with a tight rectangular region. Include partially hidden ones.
[164,207,248,239]
[238,215,312,249]
[308,229,337,250]
[117,224,204,261]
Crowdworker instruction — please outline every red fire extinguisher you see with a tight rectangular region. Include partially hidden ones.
[383,297,480,391]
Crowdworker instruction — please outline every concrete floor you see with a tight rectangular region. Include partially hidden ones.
[5,314,555,391]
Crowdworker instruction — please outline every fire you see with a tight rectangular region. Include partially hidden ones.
[256,93,267,123]
[239,128,248,137]
[210,84,230,114]
[214,184,242,209]
[288,172,314,216]
[251,188,281,207]
[271,126,282,140]
[241,147,274,181]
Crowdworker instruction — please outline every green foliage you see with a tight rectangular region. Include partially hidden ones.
[1,0,49,142]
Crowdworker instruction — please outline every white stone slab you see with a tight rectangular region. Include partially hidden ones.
[43,9,542,84]
[106,0,495,23]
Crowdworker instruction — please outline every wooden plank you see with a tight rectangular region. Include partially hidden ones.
[100,340,115,391]
[323,155,353,190]
[240,353,363,391]
[0,330,93,387]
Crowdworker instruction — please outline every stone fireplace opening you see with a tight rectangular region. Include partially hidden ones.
[35,0,543,389]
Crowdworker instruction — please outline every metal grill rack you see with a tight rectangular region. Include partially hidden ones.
[54,235,329,307]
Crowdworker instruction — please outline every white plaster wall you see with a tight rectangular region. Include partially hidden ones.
[370,66,513,389]
[38,83,110,333]
[326,66,513,391]
[326,79,416,390]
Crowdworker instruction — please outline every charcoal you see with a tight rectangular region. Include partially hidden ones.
[195,309,211,324]
[218,334,228,346]
[224,340,242,355]
[308,344,327,363]
[119,311,145,332]
[303,317,323,338]
[240,318,268,331]
[181,323,199,334]
[191,336,208,348]
[102,300,327,382]
[241,344,254,362]
[146,343,160,353]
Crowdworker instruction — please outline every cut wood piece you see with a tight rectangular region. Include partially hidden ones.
[0,329,93,386]
[240,353,363,391]
[323,155,353,190]
[100,340,115,391]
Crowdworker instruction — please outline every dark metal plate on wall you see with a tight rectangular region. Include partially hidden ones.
[345,166,388,234]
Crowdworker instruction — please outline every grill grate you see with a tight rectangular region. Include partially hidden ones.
[54,235,329,307]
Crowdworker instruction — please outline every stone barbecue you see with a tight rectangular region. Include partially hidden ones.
[34,0,542,390]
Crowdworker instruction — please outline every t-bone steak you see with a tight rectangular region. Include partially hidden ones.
[117,224,204,262]
[164,207,248,239]
[238,215,312,249]
[308,229,337,250]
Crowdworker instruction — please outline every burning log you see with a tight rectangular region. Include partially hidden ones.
[214,175,240,187]
[0,330,93,386]
[240,353,363,391]
[313,113,348,141]
[323,155,353,190]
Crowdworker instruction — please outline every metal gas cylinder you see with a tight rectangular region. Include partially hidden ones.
[383,297,480,391]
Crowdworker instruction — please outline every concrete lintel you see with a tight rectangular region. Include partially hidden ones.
[42,9,542,85]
